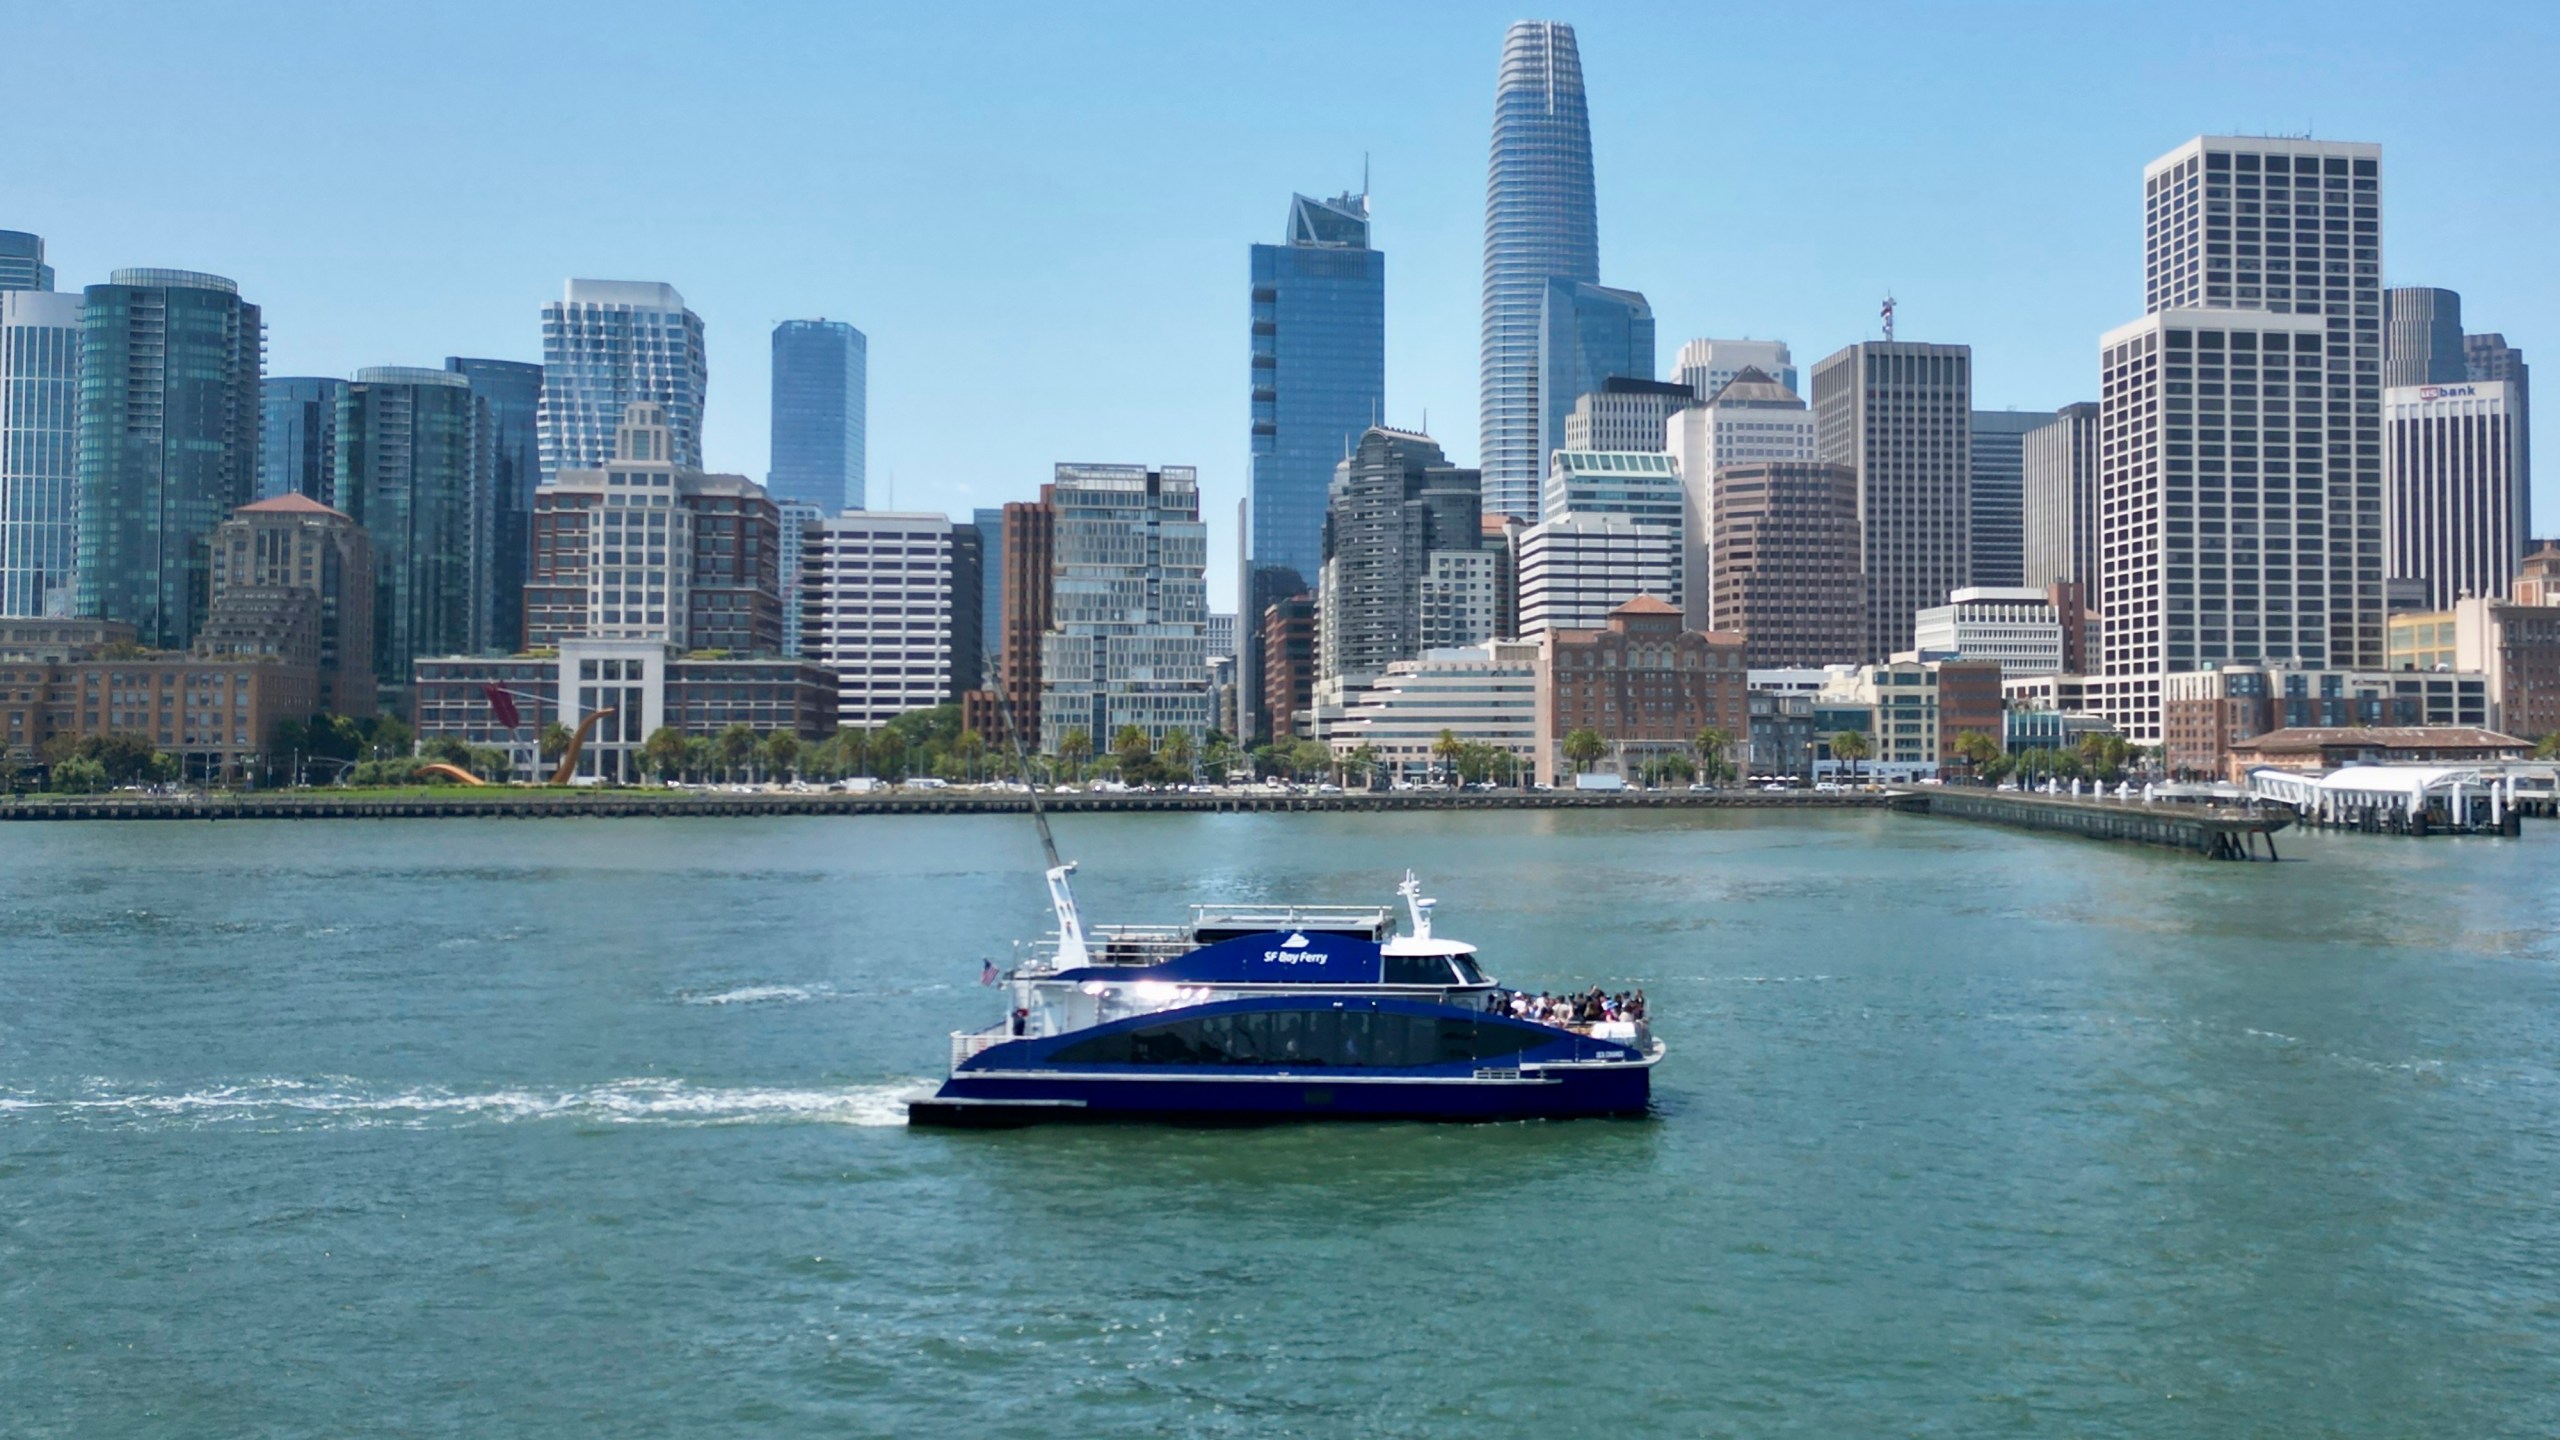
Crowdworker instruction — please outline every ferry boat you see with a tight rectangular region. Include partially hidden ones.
[909,860,1664,1127]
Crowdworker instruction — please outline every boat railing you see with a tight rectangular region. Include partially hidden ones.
[950,1026,1011,1070]
[1191,903,1397,932]
[1022,928,1193,971]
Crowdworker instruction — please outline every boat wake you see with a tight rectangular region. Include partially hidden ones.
[676,983,833,1006]
[0,1076,930,1130]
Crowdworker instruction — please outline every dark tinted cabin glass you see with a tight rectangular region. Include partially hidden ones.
[1051,1007,1557,1067]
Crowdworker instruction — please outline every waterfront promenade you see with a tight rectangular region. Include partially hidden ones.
[0,786,1888,822]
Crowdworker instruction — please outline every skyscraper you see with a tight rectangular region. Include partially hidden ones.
[337,367,490,696]
[1516,451,1683,635]
[2020,401,2100,590]
[0,231,53,292]
[538,280,706,484]
[2466,333,2531,512]
[258,377,348,503]
[0,291,83,616]
[1676,338,1797,400]
[2386,380,2526,608]
[2138,137,2385,673]
[1316,428,1487,707]
[1480,20,1600,521]
[2383,286,2466,387]
[768,319,867,512]
[1810,341,1974,662]
[76,269,264,649]
[2097,312,2348,741]
[971,506,1004,673]
[1665,366,1816,632]
[1968,409,2056,590]
[1248,190,1384,587]
[445,357,542,652]
[1537,279,1652,482]
[1039,464,1210,751]
[1710,460,1864,668]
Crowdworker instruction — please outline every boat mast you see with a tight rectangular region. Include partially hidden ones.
[988,655,1089,969]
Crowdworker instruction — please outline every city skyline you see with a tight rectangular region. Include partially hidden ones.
[3,3,2553,611]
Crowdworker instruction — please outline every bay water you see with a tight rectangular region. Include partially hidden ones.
[4,809,2557,1436]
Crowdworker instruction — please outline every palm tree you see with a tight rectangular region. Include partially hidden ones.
[713,723,759,783]
[1692,726,1734,784]
[642,726,689,784]
[1830,730,1871,787]
[1346,743,1380,790]
[2537,732,2560,761]
[1432,729,1467,788]
[1562,728,1607,776]
[1160,727,1196,780]
[761,731,803,783]
[538,721,573,765]
[1953,730,2003,784]
[1058,728,1093,783]
[955,728,987,782]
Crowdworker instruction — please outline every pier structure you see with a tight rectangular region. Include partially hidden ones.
[1908,788,2290,860]
[2245,764,2553,837]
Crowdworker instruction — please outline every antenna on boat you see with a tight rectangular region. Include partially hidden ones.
[1397,870,1434,942]
[985,646,1090,970]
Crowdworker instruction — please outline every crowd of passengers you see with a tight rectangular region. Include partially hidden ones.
[1495,987,1646,1028]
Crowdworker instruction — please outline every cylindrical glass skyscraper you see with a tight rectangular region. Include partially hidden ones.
[1480,20,1600,522]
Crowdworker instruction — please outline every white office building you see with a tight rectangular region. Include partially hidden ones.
[1417,549,1500,651]
[1563,377,1694,452]
[1325,639,1542,781]
[539,279,708,484]
[1675,338,1797,401]
[1516,450,1684,636]
[0,290,83,616]
[2384,380,2525,609]
[2095,311,2350,741]
[2021,402,2101,589]
[1666,369,1814,631]
[2137,136,2387,672]
[1911,586,2067,676]
[801,512,957,727]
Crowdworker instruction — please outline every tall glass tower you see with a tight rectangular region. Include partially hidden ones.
[768,319,867,512]
[1248,191,1384,590]
[0,290,83,615]
[1536,278,1651,478]
[337,367,490,692]
[259,377,349,502]
[445,356,542,649]
[0,231,53,292]
[538,280,705,485]
[1480,19,1600,522]
[76,269,263,649]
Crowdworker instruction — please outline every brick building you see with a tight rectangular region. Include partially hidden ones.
[1534,596,1747,785]
[1260,592,1316,741]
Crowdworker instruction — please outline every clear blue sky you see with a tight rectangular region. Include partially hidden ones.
[7,1,2553,604]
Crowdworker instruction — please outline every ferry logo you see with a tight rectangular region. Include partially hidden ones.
[1281,933,1310,949]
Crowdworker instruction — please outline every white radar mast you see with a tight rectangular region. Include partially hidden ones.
[1397,870,1435,943]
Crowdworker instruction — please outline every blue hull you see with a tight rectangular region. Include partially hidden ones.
[912,1064,1652,1127]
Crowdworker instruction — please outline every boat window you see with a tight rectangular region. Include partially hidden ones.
[1381,952,1458,985]
[1050,1009,1551,1068]
[1450,955,1487,985]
